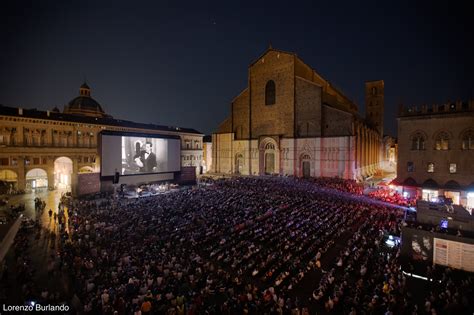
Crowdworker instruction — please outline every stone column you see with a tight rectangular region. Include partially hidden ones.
[71,157,79,197]
[17,157,26,190]
[47,157,55,190]
[17,127,24,146]
[361,129,365,175]
[364,129,369,173]
[46,127,53,146]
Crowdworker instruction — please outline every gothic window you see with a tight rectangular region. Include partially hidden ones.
[411,132,425,150]
[461,130,474,150]
[265,80,276,105]
[434,131,449,150]
[265,143,275,150]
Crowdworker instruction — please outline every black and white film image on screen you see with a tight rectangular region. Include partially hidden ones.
[121,137,167,175]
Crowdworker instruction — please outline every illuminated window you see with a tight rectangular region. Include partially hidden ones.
[427,162,434,173]
[265,80,276,105]
[434,131,449,150]
[407,161,414,172]
[462,130,474,150]
[449,163,456,173]
[411,132,425,150]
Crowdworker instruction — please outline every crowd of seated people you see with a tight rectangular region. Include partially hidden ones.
[307,177,364,195]
[57,177,384,314]
[368,188,416,207]
[4,176,474,314]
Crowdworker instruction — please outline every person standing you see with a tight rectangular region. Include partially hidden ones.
[134,142,157,173]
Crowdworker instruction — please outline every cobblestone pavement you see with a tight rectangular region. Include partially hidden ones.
[0,189,73,310]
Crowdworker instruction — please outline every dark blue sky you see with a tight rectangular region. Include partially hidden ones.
[1,0,472,136]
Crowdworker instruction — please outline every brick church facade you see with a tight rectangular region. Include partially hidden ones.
[212,47,383,180]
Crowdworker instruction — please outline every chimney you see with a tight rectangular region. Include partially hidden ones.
[18,108,23,115]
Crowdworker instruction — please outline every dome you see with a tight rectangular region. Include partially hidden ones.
[67,96,105,113]
[63,83,107,118]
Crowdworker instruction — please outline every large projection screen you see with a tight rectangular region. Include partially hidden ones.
[101,132,180,177]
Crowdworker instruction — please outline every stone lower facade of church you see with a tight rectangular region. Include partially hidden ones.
[212,47,384,180]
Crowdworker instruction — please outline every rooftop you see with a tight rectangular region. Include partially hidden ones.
[0,104,202,135]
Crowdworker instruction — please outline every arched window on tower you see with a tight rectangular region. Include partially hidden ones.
[461,130,474,150]
[411,132,425,150]
[265,80,276,105]
[434,131,450,150]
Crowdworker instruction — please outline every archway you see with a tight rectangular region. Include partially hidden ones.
[259,138,278,175]
[26,168,48,191]
[300,154,311,178]
[235,154,244,174]
[0,169,18,193]
[54,157,73,190]
[264,153,275,174]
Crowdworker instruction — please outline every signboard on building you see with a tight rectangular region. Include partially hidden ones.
[433,238,474,272]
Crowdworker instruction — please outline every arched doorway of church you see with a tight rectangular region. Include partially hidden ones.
[54,157,73,191]
[235,154,244,174]
[300,154,311,178]
[26,168,48,191]
[0,169,18,193]
[264,143,276,174]
[265,152,275,174]
[259,139,278,175]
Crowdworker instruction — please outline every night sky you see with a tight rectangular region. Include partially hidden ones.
[1,0,472,136]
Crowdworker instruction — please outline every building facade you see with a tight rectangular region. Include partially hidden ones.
[0,83,203,194]
[212,48,383,180]
[395,101,474,209]
[202,135,212,173]
[381,135,397,174]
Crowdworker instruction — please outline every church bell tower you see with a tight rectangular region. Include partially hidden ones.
[365,80,384,136]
